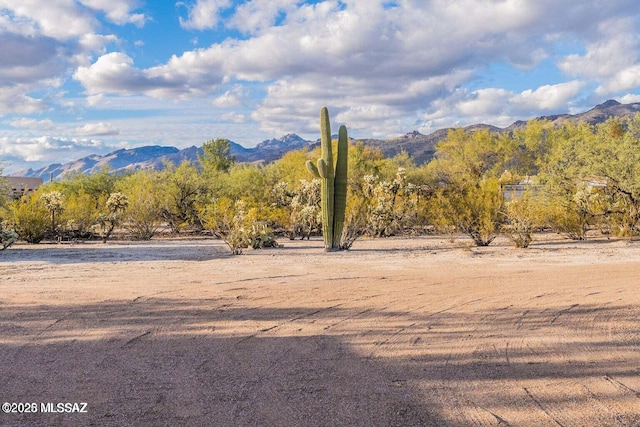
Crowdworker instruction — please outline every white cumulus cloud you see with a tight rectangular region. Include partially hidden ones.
[78,0,146,26]
[177,0,232,30]
[74,122,120,136]
[8,117,56,130]
[74,51,226,98]
[0,136,104,163]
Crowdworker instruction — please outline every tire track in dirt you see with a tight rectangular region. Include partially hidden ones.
[234,303,346,345]
[523,379,639,427]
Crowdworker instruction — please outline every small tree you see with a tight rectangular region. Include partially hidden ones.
[199,138,236,175]
[158,162,207,234]
[435,177,503,246]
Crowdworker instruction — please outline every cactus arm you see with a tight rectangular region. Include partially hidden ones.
[320,107,334,170]
[317,159,329,179]
[306,160,321,178]
[332,125,348,248]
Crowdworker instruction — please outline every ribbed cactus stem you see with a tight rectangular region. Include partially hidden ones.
[306,107,348,251]
[319,107,335,250]
[332,125,348,248]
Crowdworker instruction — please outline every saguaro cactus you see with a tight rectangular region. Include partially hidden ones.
[306,107,348,251]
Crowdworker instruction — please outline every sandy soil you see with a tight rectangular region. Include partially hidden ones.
[1,234,640,426]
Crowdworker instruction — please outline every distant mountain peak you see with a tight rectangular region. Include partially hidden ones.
[282,133,304,141]
[258,133,307,147]
[597,99,621,108]
[403,130,424,139]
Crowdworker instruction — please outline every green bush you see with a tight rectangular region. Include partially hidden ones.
[7,194,49,244]
[502,194,542,248]
[117,171,163,240]
[201,198,253,255]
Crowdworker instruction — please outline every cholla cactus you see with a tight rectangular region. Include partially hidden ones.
[365,168,420,237]
[221,200,252,254]
[250,222,279,249]
[41,191,65,239]
[106,192,129,214]
[1,221,18,250]
[291,179,322,239]
[272,182,292,207]
[363,174,378,198]
[275,179,322,240]
[97,192,129,243]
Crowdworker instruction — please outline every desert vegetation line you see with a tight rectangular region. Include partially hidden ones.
[2,112,640,253]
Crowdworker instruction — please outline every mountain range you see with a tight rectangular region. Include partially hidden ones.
[10,99,640,180]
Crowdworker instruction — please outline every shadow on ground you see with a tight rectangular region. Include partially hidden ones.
[0,241,228,264]
[2,298,640,426]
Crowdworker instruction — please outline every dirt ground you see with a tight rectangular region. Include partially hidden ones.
[1,234,640,426]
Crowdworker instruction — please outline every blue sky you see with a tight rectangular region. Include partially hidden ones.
[1,0,640,173]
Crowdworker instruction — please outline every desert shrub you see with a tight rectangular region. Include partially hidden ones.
[425,128,510,246]
[59,190,100,239]
[117,171,163,240]
[543,195,589,240]
[541,182,621,240]
[201,198,254,255]
[158,162,207,234]
[501,194,542,248]
[340,193,368,250]
[434,177,503,246]
[606,193,640,238]
[537,117,640,239]
[7,193,49,243]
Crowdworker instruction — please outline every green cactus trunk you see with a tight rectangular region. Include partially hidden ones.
[319,107,335,249]
[305,107,349,251]
[332,125,348,248]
